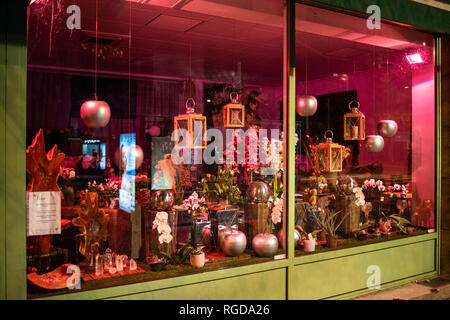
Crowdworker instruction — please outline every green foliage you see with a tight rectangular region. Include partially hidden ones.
[381,212,411,234]
[312,208,350,237]
[199,165,243,205]
[159,245,194,265]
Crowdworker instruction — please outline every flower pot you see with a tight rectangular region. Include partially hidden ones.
[357,232,368,241]
[149,261,166,272]
[326,234,338,248]
[190,252,205,268]
[303,239,316,252]
[318,230,327,242]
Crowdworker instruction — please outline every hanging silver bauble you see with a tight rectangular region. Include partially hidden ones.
[80,100,111,128]
[296,95,318,117]
[149,189,175,211]
[221,230,247,257]
[252,233,278,257]
[114,145,144,170]
[201,226,211,248]
[247,181,270,203]
[365,135,385,153]
[377,120,398,138]
[277,229,300,249]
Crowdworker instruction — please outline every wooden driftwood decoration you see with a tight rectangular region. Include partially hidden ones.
[72,192,110,262]
[26,129,65,254]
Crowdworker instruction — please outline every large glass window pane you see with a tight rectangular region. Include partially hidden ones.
[294,3,435,256]
[26,0,286,298]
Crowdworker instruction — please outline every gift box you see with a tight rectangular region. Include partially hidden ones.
[190,217,210,247]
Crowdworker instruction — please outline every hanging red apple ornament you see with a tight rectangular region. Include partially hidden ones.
[80,100,111,128]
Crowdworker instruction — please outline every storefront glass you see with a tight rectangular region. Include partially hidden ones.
[294,3,436,256]
[24,0,437,298]
[26,0,287,297]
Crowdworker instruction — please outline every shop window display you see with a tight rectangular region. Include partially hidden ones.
[26,0,287,298]
[24,0,437,298]
[294,3,435,255]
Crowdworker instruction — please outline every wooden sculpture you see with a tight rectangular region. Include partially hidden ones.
[26,129,65,254]
[72,192,110,262]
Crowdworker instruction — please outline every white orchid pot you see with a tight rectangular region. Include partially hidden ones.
[303,239,316,252]
[190,252,205,268]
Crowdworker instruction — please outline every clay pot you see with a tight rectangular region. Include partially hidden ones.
[326,234,338,248]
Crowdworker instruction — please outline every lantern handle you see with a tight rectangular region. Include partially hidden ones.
[186,98,196,114]
[230,92,239,104]
[348,100,360,112]
[324,130,333,142]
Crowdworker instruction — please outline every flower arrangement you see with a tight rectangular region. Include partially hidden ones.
[360,179,386,200]
[182,192,206,216]
[135,174,150,190]
[61,167,76,180]
[152,211,173,244]
[271,195,283,224]
[387,183,409,194]
[83,179,120,204]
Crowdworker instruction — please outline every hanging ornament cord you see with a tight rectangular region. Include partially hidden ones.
[386,57,390,113]
[305,47,309,131]
[128,0,132,133]
[48,0,55,57]
[94,0,98,101]
[327,58,330,131]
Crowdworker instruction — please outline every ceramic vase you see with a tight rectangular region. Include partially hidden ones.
[190,252,205,268]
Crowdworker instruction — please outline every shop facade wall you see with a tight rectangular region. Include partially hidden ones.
[441,34,450,278]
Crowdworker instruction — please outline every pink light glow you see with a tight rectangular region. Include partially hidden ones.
[406,53,424,64]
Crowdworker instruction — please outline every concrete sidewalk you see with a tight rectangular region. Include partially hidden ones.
[354,277,450,300]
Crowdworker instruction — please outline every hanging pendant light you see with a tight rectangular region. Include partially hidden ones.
[80,0,111,129]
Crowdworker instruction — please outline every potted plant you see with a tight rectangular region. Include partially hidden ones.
[161,243,205,268]
[312,208,350,248]
[189,246,205,268]
[297,226,319,252]
[356,224,369,240]
[380,211,411,234]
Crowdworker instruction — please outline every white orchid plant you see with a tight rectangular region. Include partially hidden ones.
[152,211,173,244]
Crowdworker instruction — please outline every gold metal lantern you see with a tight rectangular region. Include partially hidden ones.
[344,100,365,141]
[223,92,245,128]
[174,98,207,149]
[315,130,343,172]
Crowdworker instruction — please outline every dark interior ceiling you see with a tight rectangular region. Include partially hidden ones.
[27,0,432,86]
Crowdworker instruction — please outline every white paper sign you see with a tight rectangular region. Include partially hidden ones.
[27,191,61,236]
